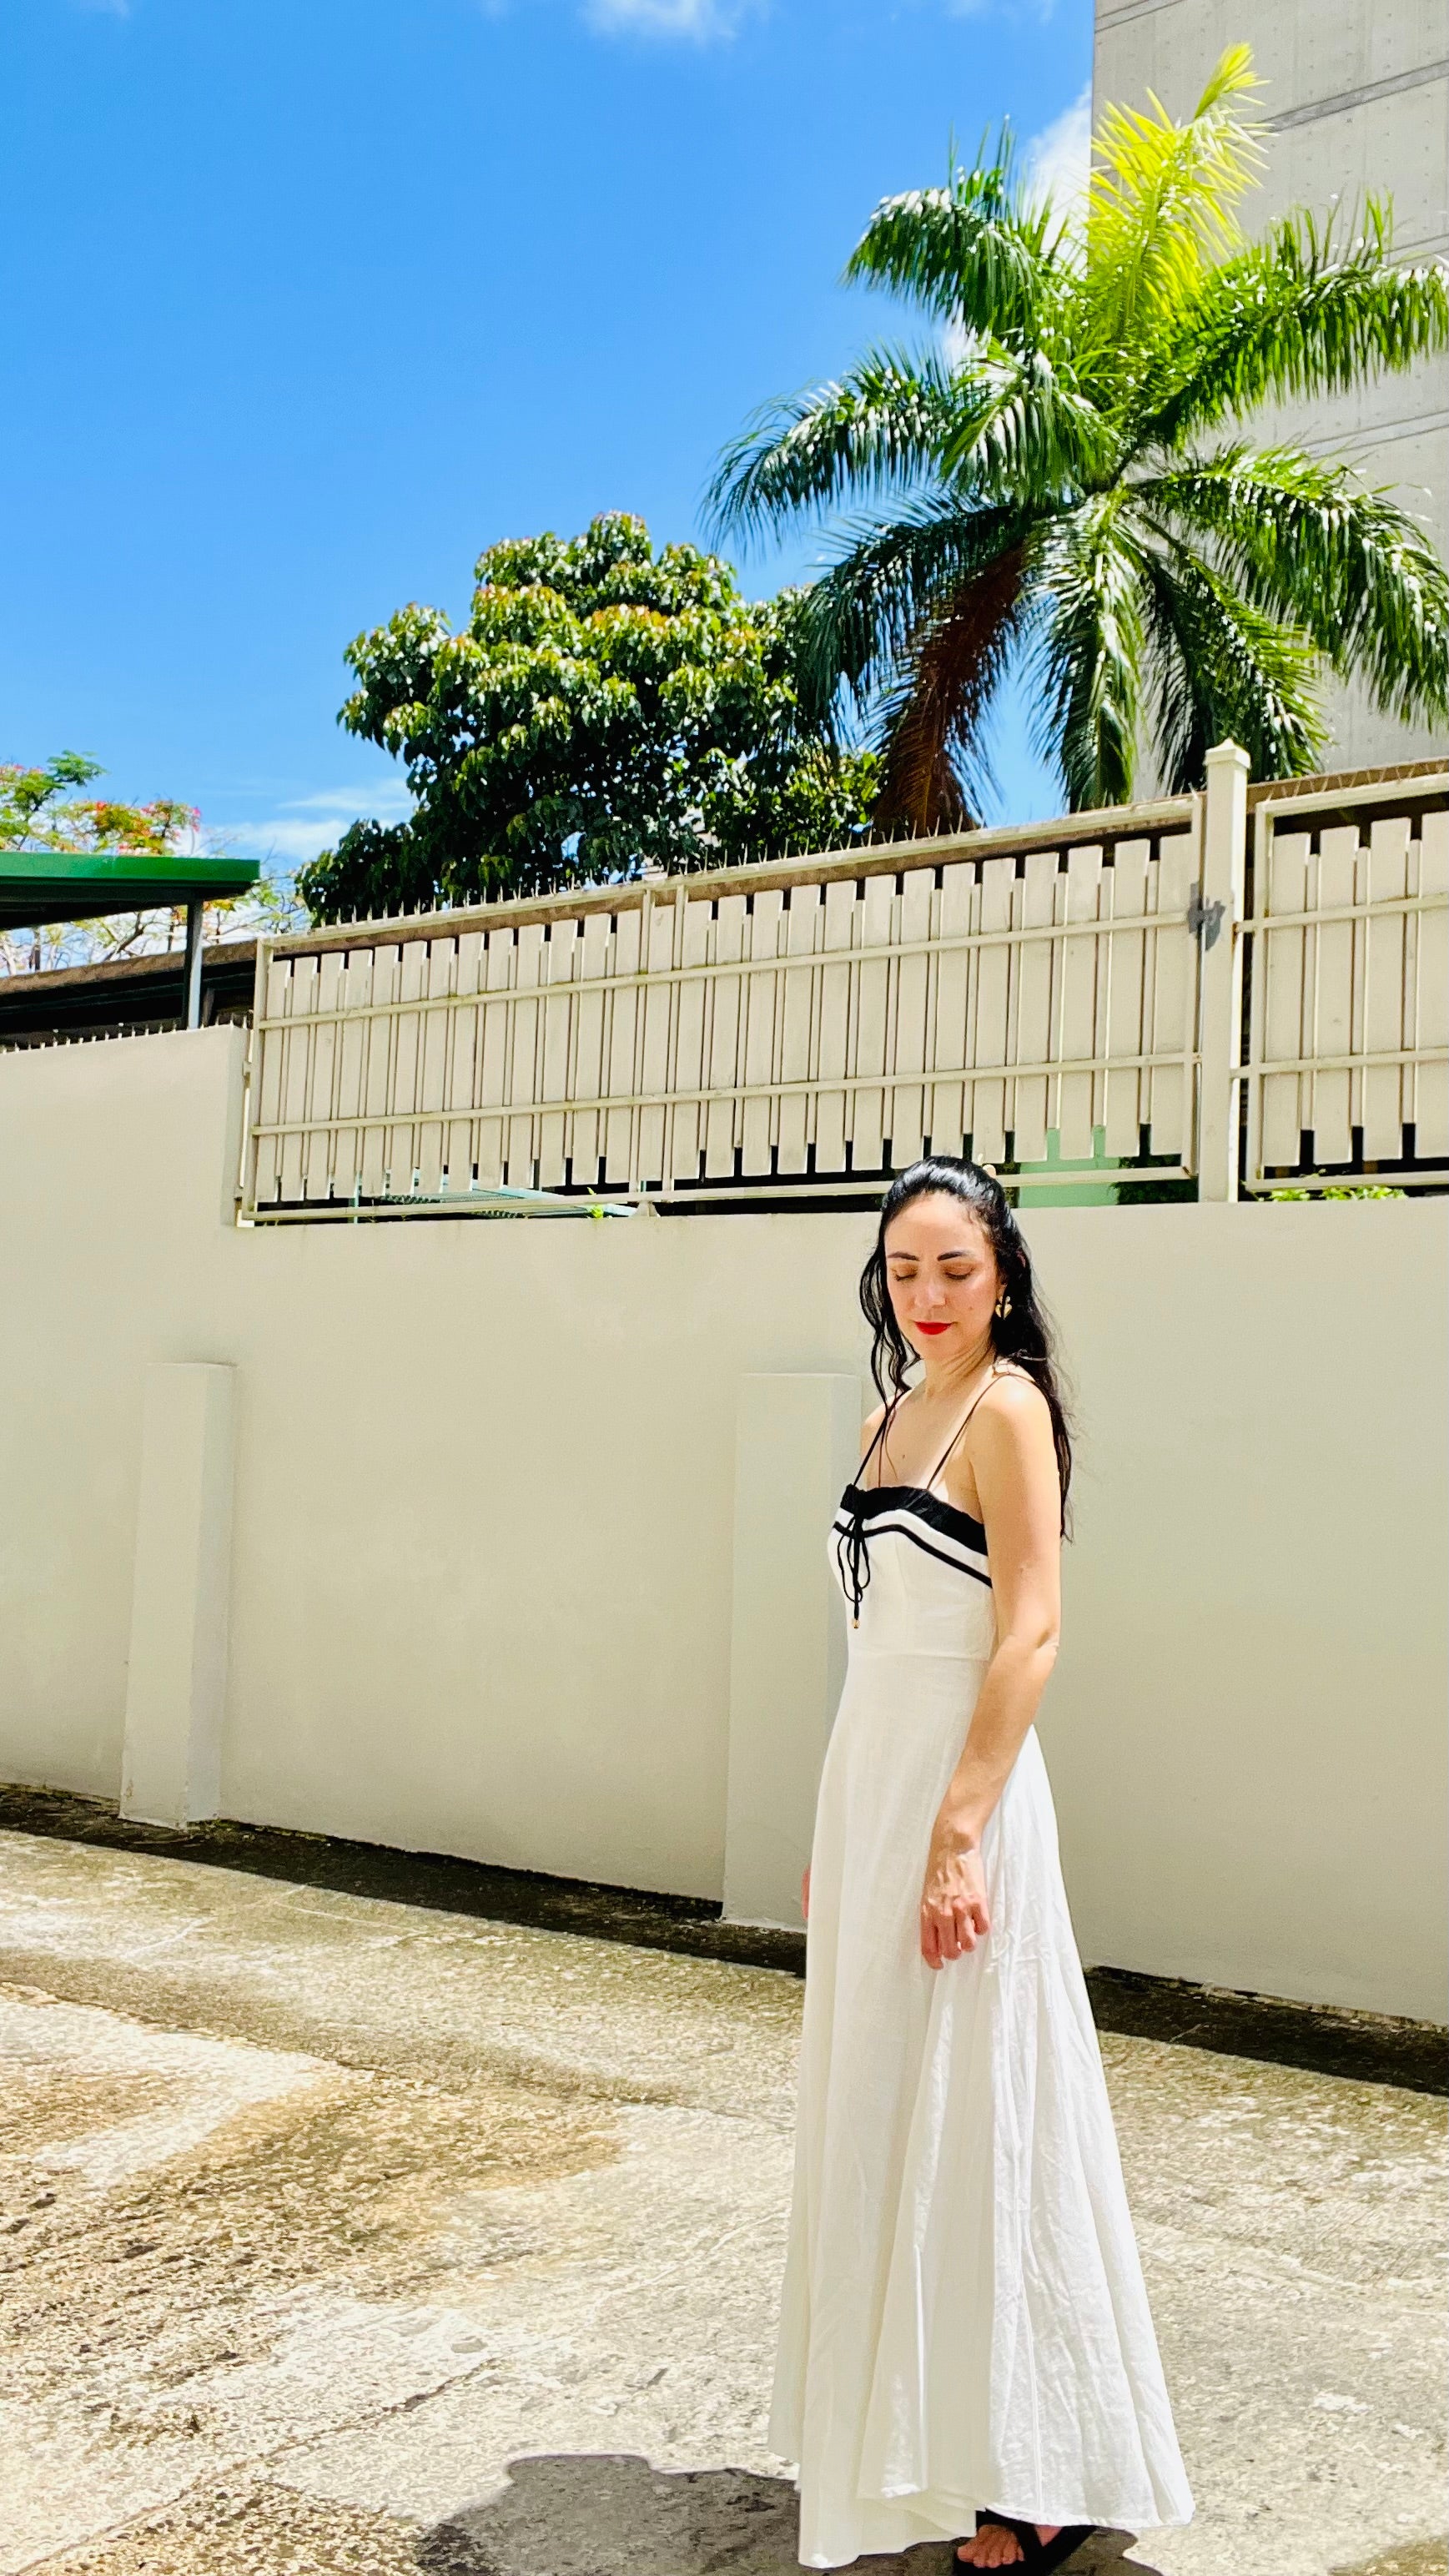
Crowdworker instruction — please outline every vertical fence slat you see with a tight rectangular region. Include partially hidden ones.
[1310,826,1358,1167]
[813,878,856,1175]
[475,930,511,1188]
[1412,808,1448,1156]
[1103,842,1149,1158]
[390,938,428,1193]
[971,858,1013,1165]
[671,898,710,1184]
[253,951,291,1205]
[415,938,453,1196]
[445,931,484,1192]
[537,921,576,1189]
[742,890,784,1178]
[929,861,973,1156]
[360,944,397,1198]
[601,908,640,1185]
[890,872,932,1165]
[1146,830,1194,1160]
[777,888,818,1175]
[1361,818,1409,1161]
[506,923,545,1185]
[570,911,611,1186]
[637,896,675,1188]
[704,895,747,1177]
[1012,850,1056,1164]
[1057,845,1103,1161]
[304,950,343,1200]
[279,957,315,1205]
[1260,831,1311,1170]
[330,948,369,1204]
[852,876,893,1171]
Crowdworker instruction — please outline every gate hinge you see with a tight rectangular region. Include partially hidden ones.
[1187,887,1226,947]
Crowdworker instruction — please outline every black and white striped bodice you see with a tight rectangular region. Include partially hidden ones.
[830,1381,999,1640]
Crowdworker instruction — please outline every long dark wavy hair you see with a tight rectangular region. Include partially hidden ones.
[859,1157,1073,1518]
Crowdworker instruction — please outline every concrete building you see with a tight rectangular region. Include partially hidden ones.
[1094,0,1449,768]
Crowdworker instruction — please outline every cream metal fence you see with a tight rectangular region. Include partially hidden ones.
[1242,770,1447,1194]
[239,747,1446,1220]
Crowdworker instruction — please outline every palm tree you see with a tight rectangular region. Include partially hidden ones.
[707,48,1449,828]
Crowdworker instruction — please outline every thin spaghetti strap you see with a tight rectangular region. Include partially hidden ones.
[856,1396,900,1490]
[925,1364,1004,1489]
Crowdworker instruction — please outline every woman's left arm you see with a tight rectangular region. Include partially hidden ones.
[918,1378,1063,1968]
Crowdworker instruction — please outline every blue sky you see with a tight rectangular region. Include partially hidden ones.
[2,0,1094,873]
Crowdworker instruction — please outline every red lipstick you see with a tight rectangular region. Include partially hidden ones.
[914,1321,952,1336]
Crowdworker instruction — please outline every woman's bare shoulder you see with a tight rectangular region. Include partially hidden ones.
[975,1366,1051,1432]
[853,1399,891,1482]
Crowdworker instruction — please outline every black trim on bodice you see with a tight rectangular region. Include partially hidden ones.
[840,1482,988,1549]
[833,1482,993,1623]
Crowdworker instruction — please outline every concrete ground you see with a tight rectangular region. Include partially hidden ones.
[0,1830,1442,2576]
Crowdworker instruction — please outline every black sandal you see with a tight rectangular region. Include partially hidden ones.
[958,2510,1099,2572]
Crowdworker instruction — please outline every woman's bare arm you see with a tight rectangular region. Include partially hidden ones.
[919,1376,1062,1967]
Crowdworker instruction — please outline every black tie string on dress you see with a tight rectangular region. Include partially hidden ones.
[837,1504,873,1630]
[836,1406,893,1627]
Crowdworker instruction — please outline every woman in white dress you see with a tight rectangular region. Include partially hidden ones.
[772,1159,1193,2572]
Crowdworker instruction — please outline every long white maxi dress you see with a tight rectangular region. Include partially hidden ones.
[770,1414,1194,2568]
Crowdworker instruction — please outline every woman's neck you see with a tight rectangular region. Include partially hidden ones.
[914,1333,995,1404]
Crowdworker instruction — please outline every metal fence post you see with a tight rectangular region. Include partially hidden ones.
[182,898,206,1029]
[237,937,273,1219]
[1196,740,1250,1200]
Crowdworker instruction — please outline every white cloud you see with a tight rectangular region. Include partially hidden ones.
[219,779,413,870]
[943,0,1056,19]
[226,818,358,864]
[584,0,749,37]
[283,782,414,820]
[1024,82,1092,227]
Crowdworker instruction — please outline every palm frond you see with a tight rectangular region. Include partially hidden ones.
[1139,535,1327,786]
[1145,445,1449,727]
[1029,497,1146,808]
[792,500,1034,719]
[1143,202,1449,445]
[707,39,1445,824]
[705,348,958,545]
[844,140,1061,343]
[941,345,1119,497]
[1086,44,1265,354]
[874,547,1028,831]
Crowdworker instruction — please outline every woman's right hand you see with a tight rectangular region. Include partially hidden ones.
[801,1865,811,1923]
[919,1826,990,1968]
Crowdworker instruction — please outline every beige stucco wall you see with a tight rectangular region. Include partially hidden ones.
[1,1025,1445,2019]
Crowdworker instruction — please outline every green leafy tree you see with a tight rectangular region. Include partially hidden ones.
[298,512,878,921]
[708,47,1449,826]
[0,752,197,862]
[0,752,297,973]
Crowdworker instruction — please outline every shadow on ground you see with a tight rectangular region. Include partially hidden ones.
[417,2454,1152,2576]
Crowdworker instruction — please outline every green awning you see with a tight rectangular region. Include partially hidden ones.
[0,848,260,930]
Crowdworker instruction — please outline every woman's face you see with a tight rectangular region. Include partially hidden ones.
[883,1192,1001,1362]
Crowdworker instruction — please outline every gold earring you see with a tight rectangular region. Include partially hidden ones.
[994,1291,1012,1319]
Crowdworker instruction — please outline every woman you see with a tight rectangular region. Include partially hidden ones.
[772,1159,1193,2572]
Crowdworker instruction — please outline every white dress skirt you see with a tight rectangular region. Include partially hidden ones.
[770,1471,1195,2568]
